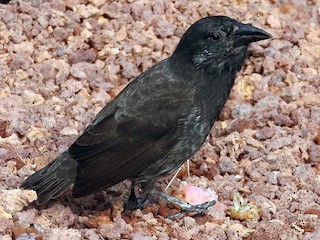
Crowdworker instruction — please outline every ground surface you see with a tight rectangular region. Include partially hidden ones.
[0,0,319,239]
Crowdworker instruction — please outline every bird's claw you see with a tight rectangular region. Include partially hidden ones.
[125,182,156,210]
[154,190,216,219]
[167,200,216,219]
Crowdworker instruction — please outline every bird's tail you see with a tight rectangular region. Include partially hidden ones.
[21,151,78,204]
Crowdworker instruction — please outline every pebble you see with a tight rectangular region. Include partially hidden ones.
[219,156,238,174]
[267,15,282,29]
[268,171,279,185]
[74,4,99,18]
[60,127,78,136]
[88,0,105,7]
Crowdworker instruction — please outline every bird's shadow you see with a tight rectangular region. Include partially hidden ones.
[24,187,128,221]
[22,178,181,222]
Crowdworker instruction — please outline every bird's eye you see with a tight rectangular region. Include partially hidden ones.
[208,33,220,41]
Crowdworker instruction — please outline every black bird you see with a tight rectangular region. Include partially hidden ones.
[21,16,271,212]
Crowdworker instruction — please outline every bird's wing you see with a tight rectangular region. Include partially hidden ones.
[69,61,191,197]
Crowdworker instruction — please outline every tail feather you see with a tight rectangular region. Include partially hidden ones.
[21,151,78,204]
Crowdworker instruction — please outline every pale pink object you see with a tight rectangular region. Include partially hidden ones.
[182,185,218,205]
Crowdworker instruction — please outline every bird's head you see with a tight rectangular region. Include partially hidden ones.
[172,16,271,73]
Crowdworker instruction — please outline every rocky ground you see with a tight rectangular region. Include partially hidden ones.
[0,0,319,239]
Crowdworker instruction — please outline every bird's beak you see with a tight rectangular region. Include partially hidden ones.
[233,22,272,47]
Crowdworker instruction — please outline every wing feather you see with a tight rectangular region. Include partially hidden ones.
[69,60,192,197]
[71,115,180,197]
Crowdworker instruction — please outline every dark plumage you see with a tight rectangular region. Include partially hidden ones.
[21,16,271,206]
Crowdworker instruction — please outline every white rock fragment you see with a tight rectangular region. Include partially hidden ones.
[0,189,37,214]
[183,216,196,228]
[60,127,79,136]
[98,45,120,58]
[115,26,127,42]
[37,13,48,28]
[70,64,88,79]
[228,223,255,238]
[13,41,34,55]
[88,0,105,7]
[267,15,281,29]
[0,235,12,240]
[16,69,29,80]
[303,92,320,107]
[81,29,93,39]
[0,207,12,219]
[46,229,82,240]
[22,90,45,106]
[25,126,49,143]
[0,133,21,145]
[268,171,279,185]
[42,116,57,130]
[35,50,52,63]
[74,4,99,19]
[92,89,112,105]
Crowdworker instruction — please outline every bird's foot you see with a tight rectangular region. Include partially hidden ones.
[125,193,155,210]
[125,182,155,210]
[126,181,215,218]
[154,190,216,219]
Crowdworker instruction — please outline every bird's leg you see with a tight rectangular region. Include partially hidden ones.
[151,189,216,219]
[125,181,156,210]
[125,184,141,210]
